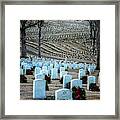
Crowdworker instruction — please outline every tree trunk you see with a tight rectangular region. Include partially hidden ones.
[21,28,26,58]
[38,25,41,58]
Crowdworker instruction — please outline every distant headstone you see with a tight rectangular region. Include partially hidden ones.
[64,63,68,69]
[47,66,51,75]
[51,68,58,79]
[50,63,53,68]
[71,79,82,89]
[24,64,32,70]
[65,57,67,63]
[54,63,59,69]
[68,63,72,69]
[42,69,49,76]
[72,63,77,69]
[84,63,87,71]
[79,63,84,69]
[63,74,72,88]
[55,88,72,100]
[60,67,65,72]
[78,69,85,79]
[35,73,45,80]
[33,80,46,99]
[34,62,42,67]
[35,67,41,75]
[60,71,68,78]
[87,76,96,90]
[42,66,48,71]
[20,68,23,75]
[23,68,26,75]
[87,64,96,73]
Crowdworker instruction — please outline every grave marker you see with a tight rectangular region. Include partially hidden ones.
[35,73,45,80]
[35,67,41,75]
[60,71,68,79]
[87,76,96,90]
[60,67,65,72]
[33,79,46,99]
[55,88,72,100]
[51,68,58,79]
[78,69,86,79]
[63,74,72,88]
[71,79,82,89]
[20,68,23,75]
[42,66,48,71]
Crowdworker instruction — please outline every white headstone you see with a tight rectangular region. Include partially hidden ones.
[68,63,72,69]
[20,68,23,75]
[54,63,59,69]
[23,68,26,75]
[35,67,41,75]
[47,66,51,75]
[63,74,72,88]
[50,63,53,68]
[71,79,82,89]
[60,71,68,78]
[33,80,46,99]
[72,63,76,69]
[79,63,84,69]
[25,64,32,70]
[87,76,96,90]
[35,73,45,80]
[51,68,58,79]
[60,67,65,73]
[64,63,68,69]
[42,66,48,70]
[78,69,85,79]
[55,88,72,100]
[42,69,49,76]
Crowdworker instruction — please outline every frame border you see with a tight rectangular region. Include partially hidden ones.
[0,0,119,119]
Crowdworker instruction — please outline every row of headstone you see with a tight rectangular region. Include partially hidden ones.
[32,74,97,100]
[20,57,96,75]
[20,57,97,100]
[55,75,96,100]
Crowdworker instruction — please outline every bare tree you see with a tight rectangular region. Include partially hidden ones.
[88,20,100,70]
[38,20,44,58]
[20,20,27,58]
[20,20,39,58]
